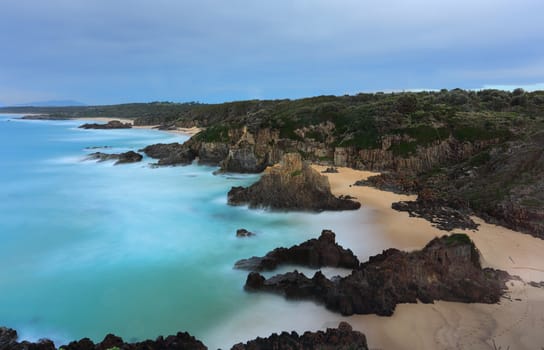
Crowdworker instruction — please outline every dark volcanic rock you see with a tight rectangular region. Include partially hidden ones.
[0,327,55,350]
[245,234,511,316]
[391,194,478,231]
[85,151,143,165]
[235,230,359,271]
[228,153,360,211]
[236,228,255,237]
[61,332,206,350]
[79,120,132,129]
[139,143,197,166]
[354,173,419,195]
[230,322,368,350]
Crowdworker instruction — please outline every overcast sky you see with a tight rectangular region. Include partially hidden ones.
[1,0,543,105]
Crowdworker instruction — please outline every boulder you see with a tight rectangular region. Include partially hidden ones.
[236,229,255,237]
[235,230,359,271]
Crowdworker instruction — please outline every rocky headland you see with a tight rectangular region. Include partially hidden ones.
[84,151,143,165]
[244,233,511,316]
[227,153,360,211]
[79,120,132,129]
[234,229,359,271]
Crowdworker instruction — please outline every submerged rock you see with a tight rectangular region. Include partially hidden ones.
[85,151,143,165]
[235,229,359,271]
[245,234,511,316]
[236,228,255,237]
[79,120,132,129]
[228,153,360,211]
[230,322,368,350]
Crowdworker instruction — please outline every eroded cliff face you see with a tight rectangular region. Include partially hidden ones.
[227,153,360,211]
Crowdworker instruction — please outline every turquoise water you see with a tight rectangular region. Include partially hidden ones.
[0,115,382,348]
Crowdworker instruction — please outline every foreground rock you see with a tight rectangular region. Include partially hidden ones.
[139,143,197,166]
[85,151,143,165]
[228,153,360,211]
[245,234,511,316]
[235,230,359,271]
[231,322,368,350]
[79,120,132,129]
[0,323,368,350]
[0,327,206,350]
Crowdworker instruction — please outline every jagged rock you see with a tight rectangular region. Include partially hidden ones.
[245,234,511,316]
[230,322,368,350]
[354,173,419,195]
[236,228,255,237]
[228,153,360,211]
[0,327,56,350]
[235,230,359,271]
[139,143,197,166]
[61,332,207,350]
[391,189,478,231]
[85,151,143,165]
[79,120,132,129]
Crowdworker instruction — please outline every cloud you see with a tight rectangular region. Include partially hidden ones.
[1,0,543,104]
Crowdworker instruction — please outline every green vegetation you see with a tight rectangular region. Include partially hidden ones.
[291,169,302,177]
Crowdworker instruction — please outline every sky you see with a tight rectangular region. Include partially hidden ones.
[1,0,543,105]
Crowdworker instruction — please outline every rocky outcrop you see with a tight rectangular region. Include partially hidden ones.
[236,228,255,237]
[391,187,478,231]
[139,143,197,166]
[354,173,419,195]
[231,322,368,350]
[0,327,207,350]
[245,234,511,316]
[79,120,132,129]
[85,151,143,165]
[228,153,360,211]
[235,230,359,271]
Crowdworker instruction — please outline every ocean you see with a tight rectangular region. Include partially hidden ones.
[0,115,381,348]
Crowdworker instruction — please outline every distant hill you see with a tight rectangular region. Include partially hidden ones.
[14,100,86,107]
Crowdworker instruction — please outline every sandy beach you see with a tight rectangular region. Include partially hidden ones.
[312,165,544,350]
[74,117,202,136]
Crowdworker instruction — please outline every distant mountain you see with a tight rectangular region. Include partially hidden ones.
[15,100,86,107]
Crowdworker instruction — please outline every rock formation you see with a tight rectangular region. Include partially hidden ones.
[228,153,360,211]
[235,230,359,271]
[231,322,368,350]
[236,228,255,237]
[245,234,511,316]
[139,143,196,166]
[79,120,132,129]
[85,151,143,165]
[0,324,369,350]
